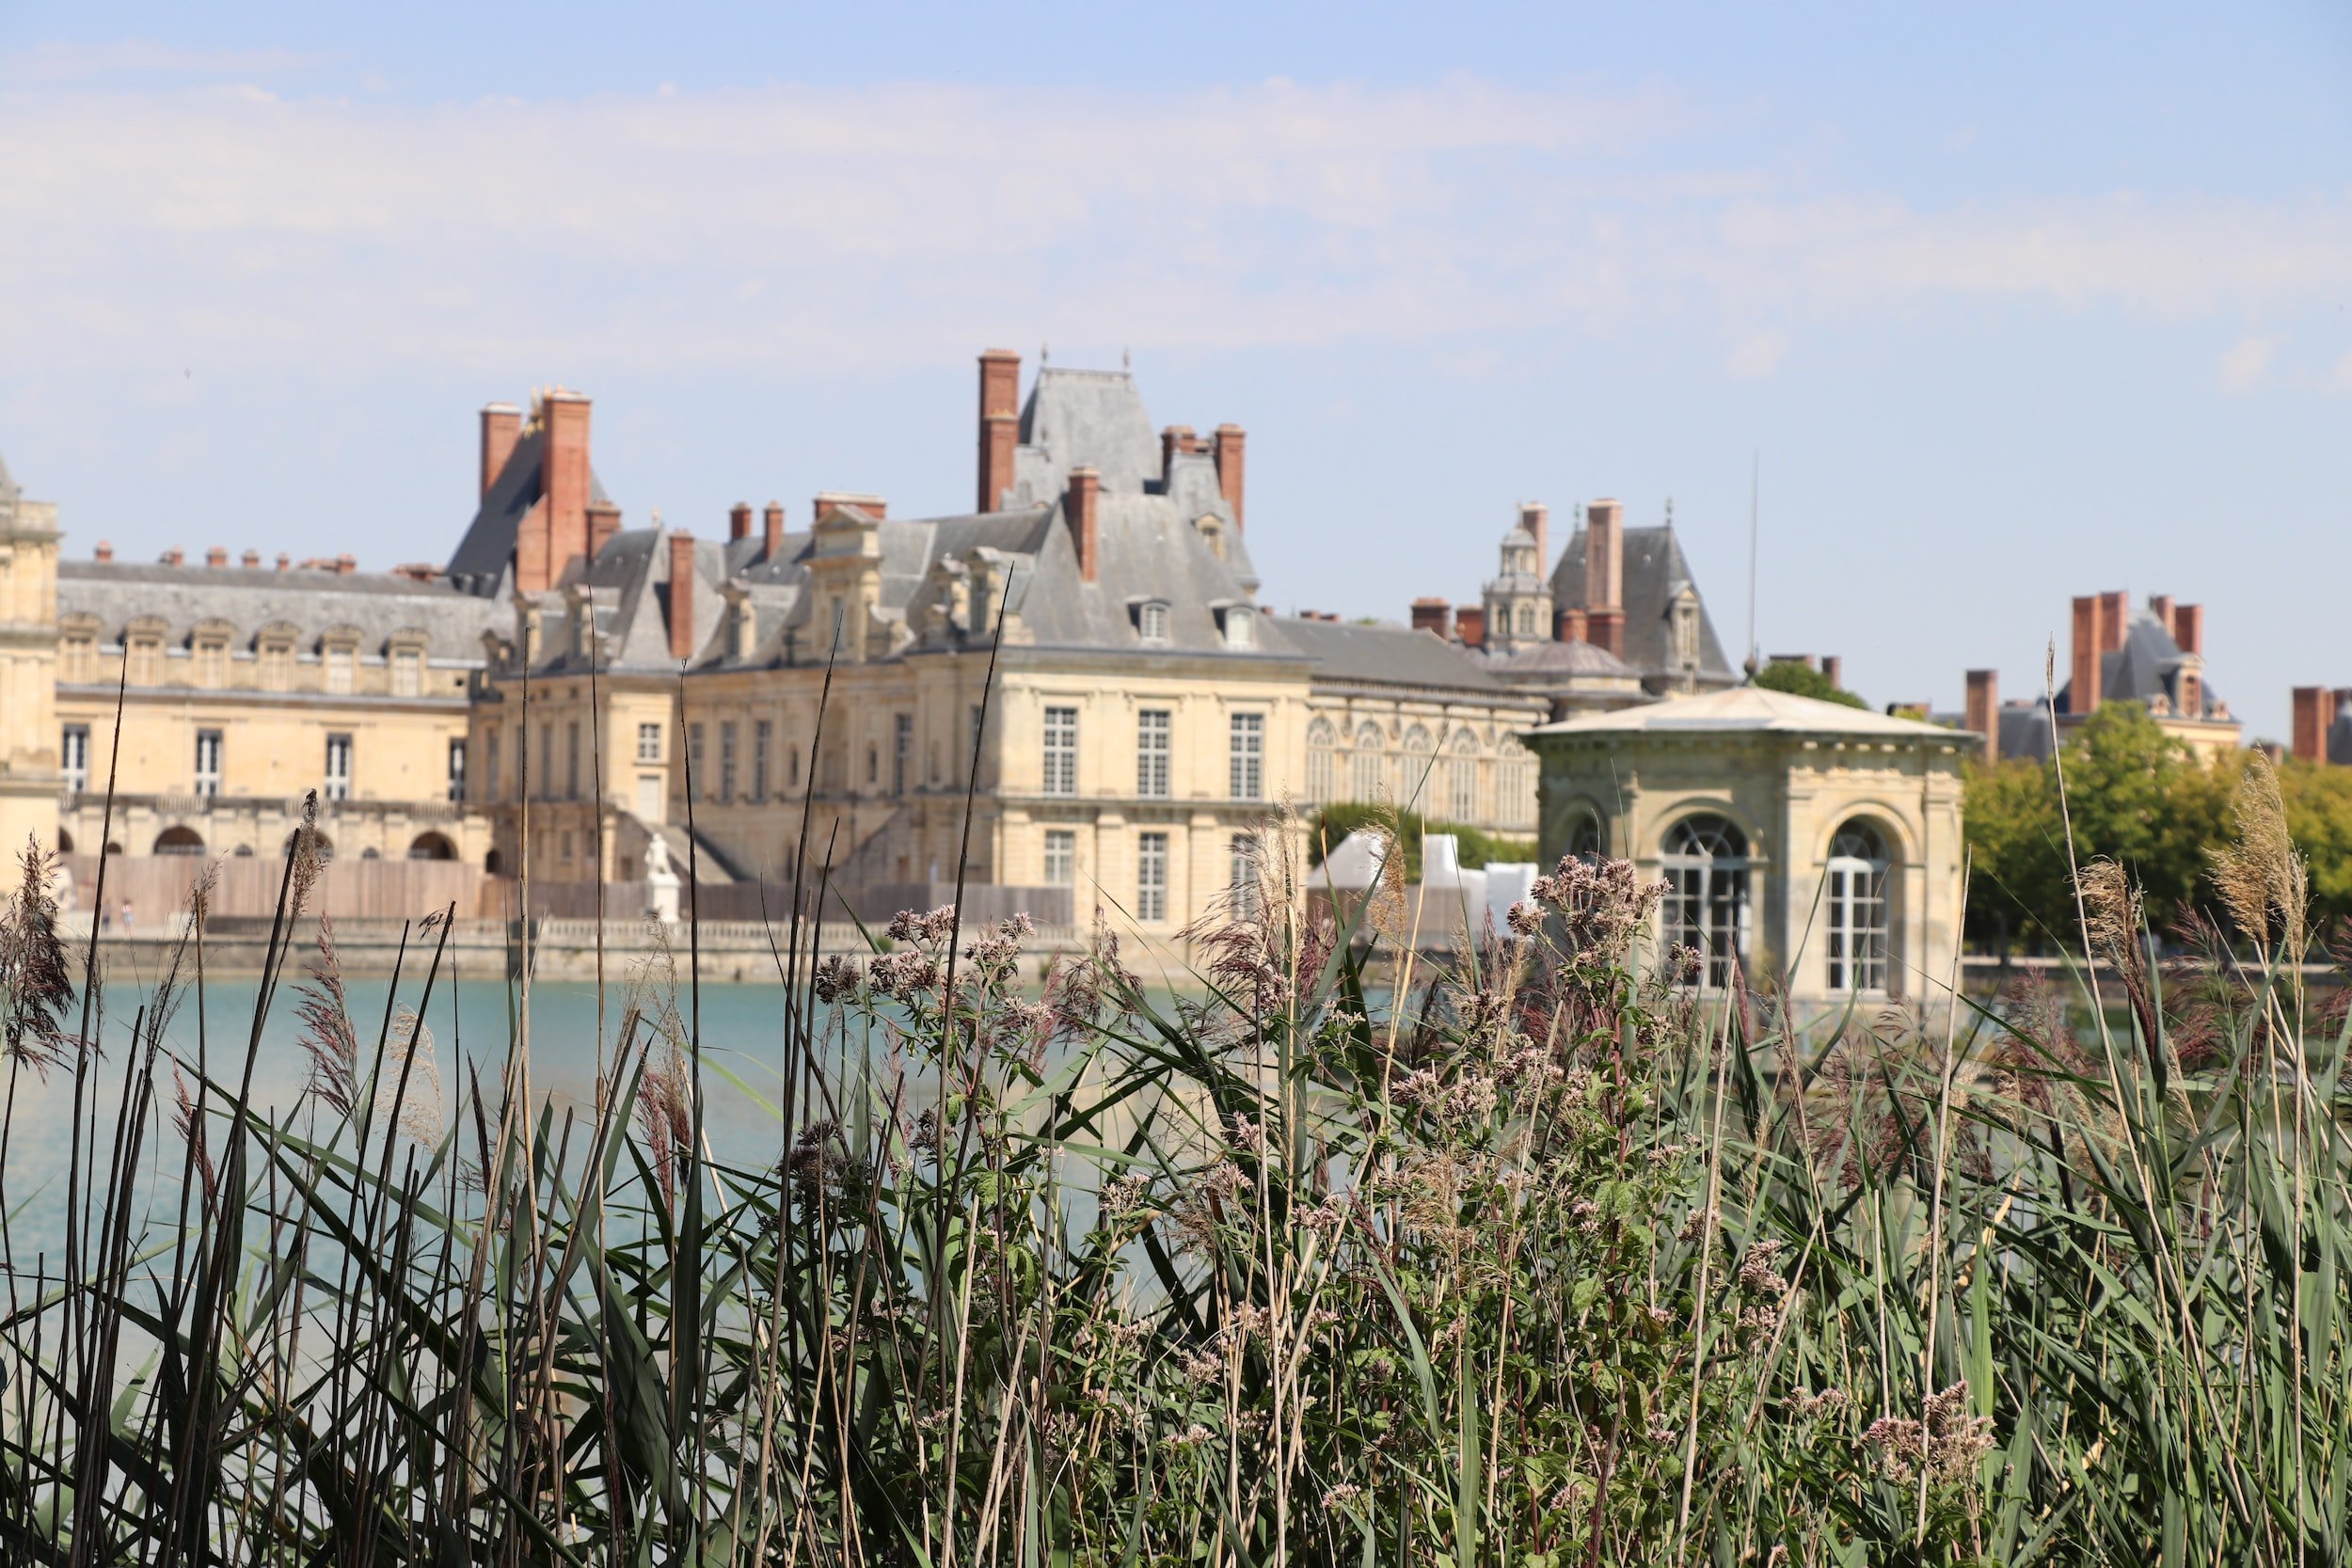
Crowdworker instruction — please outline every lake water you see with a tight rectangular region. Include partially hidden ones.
[0,976,874,1265]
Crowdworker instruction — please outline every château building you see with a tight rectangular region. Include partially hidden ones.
[1948,590,2238,764]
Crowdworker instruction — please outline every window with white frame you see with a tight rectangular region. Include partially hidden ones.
[1305,718,1337,803]
[324,734,354,801]
[1136,709,1171,798]
[60,724,89,793]
[1043,829,1075,885]
[392,650,423,697]
[1041,705,1079,796]
[325,646,355,695]
[1228,832,1261,919]
[1446,730,1482,822]
[1350,723,1386,801]
[1661,814,1750,990]
[1136,832,1168,922]
[1223,606,1254,649]
[1825,821,1893,993]
[1229,712,1263,800]
[1136,601,1170,643]
[446,738,466,802]
[194,729,224,799]
[636,722,663,763]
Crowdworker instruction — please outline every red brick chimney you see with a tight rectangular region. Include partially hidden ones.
[977,349,1022,513]
[480,402,522,500]
[93,541,112,563]
[2173,603,2203,656]
[668,531,698,661]
[1520,502,1549,579]
[2292,687,2336,763]
[586,499,620,561]
[1160,424,1199,480]
[1584,499,1625,657]
[2098,590,2127,654]
[205,546,228,567]
[763,501,785,560]
[161,547,183,566]
[2150,594,2176,641]
[1965,669,1999,762]
[1213,424,1246,532]
[241,548,261,568]
[1410,597,1454,639]
[275,553,289,571]
[1557,607,1588,643]
[1067,467,1101,582]
[336,554,357,575]
[1454,606,1486,649]
[1821,655,1844,692]
[729,500,752,542]
[2069,595,2105,716]
[814,492,885,523]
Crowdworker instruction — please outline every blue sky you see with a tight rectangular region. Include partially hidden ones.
[2,2,2346,736]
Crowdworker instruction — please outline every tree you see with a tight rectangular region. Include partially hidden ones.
[1305,802,1535,880]
[2280,759,2352,934]
[1752,659,1867,709]
[1963,705,2237,950]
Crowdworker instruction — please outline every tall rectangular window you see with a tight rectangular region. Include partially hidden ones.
[446,737,467,802]
[485,730,501,800]
[636,722,662,763]
[1229,832,1261,919]
[1228,712,1263,800]
[538,723,553,800]
[391,651,422,697]
[1043,829,1075,886]
[893,713,913,797]
[566,721,581,801]
[60,724,89,793]
[194,729,224,799]
[1136,832,1168,922]
[720,721,738,804]
[754,719,771,802]
[1041,705,1078,797]
[1136,708,1171,798]
[324,734,354,801]
[326,647,355,695]
[689,723,706,797]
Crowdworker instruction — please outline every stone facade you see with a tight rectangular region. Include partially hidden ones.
[1526,687,1972,1009]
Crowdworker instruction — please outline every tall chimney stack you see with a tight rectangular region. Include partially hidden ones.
[1965,669,1999,763]
[1066,467,1101,582]
[2069,595,2105,716]
[2173,603,2203,656]
[729,501,753,542]
[1821,655,1844,692]
[1584,499,1625,657]
[763,501,785,561]
[586,499,621,562]
[480,402,521,501]
[518,390,594,595]
[1213,424,1247,532]
[1161,424,1197,480]
[1519,502,1549,579]
[1410,597,1454,640]
[2099,590,2128,654]
[1557,607,1588,643]
[977,349,1022,513]
[1454,606,1486,649]
[2292,687,2336,763]
[668,532,698,662]
[2150,594,2176,641]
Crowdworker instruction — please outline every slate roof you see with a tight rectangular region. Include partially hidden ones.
[2051,607,2227,721]
[1277,617,1523,697]
[57,561,506,661]
[1481,638,1636,677]
[1530,685,1974,742]
[1549,522,1737,686]
[2331,708,2352,768]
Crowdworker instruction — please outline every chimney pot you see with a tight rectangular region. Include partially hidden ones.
[1409,596,1454,640]
[241,548,261,568]
[1067,467,1102,582]
[2292,687,2335,764]
[1213,424,1247,532]
[205,545,228,568]
[586,500,621,561]
[977,349,1022,513]
[337,554,357,575]
[668,531,698,661]
[276,553,290,571]
[729,500,753,542]
[1454,606,1487,649]
[763,500,785,560]
[1965,669,1999,762]
[93,541,113,563]
[479,402,522,502]
[161,547,183,566]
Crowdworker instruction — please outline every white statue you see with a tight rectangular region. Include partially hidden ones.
[643,827,681,925]
[643,831,672,881]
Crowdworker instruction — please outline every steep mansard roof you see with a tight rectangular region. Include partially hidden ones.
[2051,607,2228,721]
[444,420,617,598]
[1276,616,1524,698]
[1549,521,1737,684]
[56,560,507,662]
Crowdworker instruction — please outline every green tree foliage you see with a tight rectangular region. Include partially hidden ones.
[1964,705,2236,947]
[1306,802,1536,879]
[2280,758,2352,931]
[1752,659,1867,709]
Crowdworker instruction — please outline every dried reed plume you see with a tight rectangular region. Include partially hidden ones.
[2209,749,2311,964]
[1,833,74,1075]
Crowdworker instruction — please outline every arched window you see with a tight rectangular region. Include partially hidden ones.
[1350,723,1386,802]
[408,832,457,862]
[1446,730,1483,823]
[1662,814,1749,989]
[1565,806,1606,863]
[1495,736,1536,831]
[1516,603,1535,637]
[153,826,205,856]
[1305,719,1337,803]
[1825,821,1892,993]
[1399,724,1435,809]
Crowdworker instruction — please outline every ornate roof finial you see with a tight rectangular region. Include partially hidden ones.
[1040,341,1050,366]
[1122,346,1132,371]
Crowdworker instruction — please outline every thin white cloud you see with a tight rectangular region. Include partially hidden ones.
[1724,328,1791,380]
[2219,334,2281,392]
[1,78,2347,375]
[4,40,317,82]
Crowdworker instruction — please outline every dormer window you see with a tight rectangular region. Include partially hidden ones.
[1194,514,1227,561]
[1222,605,1255,650]
[1136,599,1171,644]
